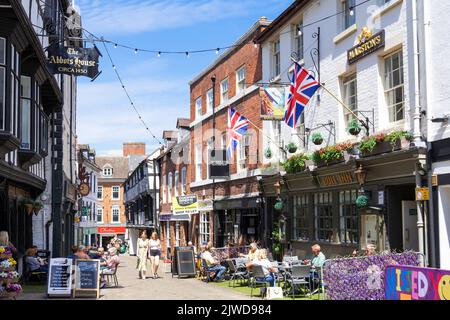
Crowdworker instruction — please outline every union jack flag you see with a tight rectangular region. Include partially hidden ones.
[227,107,249,160]
[283,62,321,128]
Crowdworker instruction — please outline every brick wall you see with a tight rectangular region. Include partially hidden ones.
[98,182,126,225]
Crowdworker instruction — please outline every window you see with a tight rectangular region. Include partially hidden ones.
[206,89,213,114]
[0,37,5,130]
[221,132,227,149]
[195,96,202,119]
[112,206,120,223]
[97,208,103,223]
[200,212,210,244]
[174,171,179,197]
[20,76,32,149]
[293,22,304,60]
[168,172,173,203]
[162,175,167,204]
[103,166,113,177]
[342,0,356,30]
[236,66,246,93]
[112,186,120,200]
[10,44,20,137]
[272,39,281,77]
[384,50,404,122]
[207,138,214,179]
[97,186,103,199]
[342,74,357,125]
[293,195,309,240]
[315,192,333,242]
[238,134,251,171]
[181,167,187,195]
[195,144,202,182]
[339,190,359,244]
[221,78,229,104]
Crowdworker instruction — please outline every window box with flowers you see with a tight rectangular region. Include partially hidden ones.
[312,142,356,167]
[358,131,413,158]
[282,153,310,174]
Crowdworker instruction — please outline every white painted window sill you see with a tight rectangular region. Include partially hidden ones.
[333,24,358,44]
[372,0,403,21]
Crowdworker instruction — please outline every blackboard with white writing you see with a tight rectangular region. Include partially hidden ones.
[47,258,73,296]
[76,260,100,290]
[172,247,196,278]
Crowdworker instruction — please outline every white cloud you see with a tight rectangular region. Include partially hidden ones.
[77,0,282,35]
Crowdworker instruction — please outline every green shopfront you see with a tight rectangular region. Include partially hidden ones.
[261,147,427,260]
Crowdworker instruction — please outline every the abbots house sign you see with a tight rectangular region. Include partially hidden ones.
[348,28,385,64]
[47,44,101,79]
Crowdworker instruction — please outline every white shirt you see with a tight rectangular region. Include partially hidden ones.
[252,258,273,276]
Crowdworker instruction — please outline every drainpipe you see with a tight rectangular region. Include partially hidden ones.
[412,0,426,266]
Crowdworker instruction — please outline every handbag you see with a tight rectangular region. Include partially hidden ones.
[265,287,284,300]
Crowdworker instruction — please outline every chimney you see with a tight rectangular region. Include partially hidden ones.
[123,143,146,157]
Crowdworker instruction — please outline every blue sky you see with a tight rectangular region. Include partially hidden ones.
[76,0,293,156]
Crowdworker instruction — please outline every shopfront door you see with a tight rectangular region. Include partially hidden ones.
[402,201,419,251]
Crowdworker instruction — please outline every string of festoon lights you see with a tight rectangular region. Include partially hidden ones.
[35,0,373,146]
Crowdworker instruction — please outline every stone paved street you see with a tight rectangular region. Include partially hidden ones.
[17,254,253,300]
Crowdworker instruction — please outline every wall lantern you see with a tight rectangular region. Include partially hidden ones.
[355,164,367,188]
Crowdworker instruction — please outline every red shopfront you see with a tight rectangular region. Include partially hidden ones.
[98,226,126,249]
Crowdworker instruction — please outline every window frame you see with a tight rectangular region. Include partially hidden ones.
[0,37,5,131]
[111,205,120,224]
[97,185,103,200]
[174,171,179,197]
[168,172,173,203]
[314,192,334,242]
[339,190,359,244]
[206,88,214,114]
[236,65,246,94]
[200,212,210,244]
[384,50,405,123]
[221,78,229,104]
[342,73,358,125]
[181,167,187,195]
[293,22,304,61]
[97,207,103,223]
[293,194,309,241]
[272,39,281,77]
[111,186,120,200]
[195,144,202,182]
[195,96,202,119]
[237,134,251,171]
[162,175,167,204]
[342,0,356,31]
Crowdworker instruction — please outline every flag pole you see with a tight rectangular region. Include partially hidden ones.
[246,116,288,158]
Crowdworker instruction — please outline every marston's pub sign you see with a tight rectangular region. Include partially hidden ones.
[47,44,101,79]
[348,28,385,64]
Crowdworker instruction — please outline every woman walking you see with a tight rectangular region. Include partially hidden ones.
[149,232,161,279]
[136,230,150,279]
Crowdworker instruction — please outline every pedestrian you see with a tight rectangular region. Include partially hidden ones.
[149,232,161,279]
[136,230,150,279]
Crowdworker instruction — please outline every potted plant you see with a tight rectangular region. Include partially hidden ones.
[265,148,273,159]
[386,131,413,150]
[311,132,324,145]
[281,154,309,174]
[286,142,298,154]
[33,201,43,215]
[22,198,34,215]
[271,221,284,261]
[347,119,362,136]
[358,133,389,157]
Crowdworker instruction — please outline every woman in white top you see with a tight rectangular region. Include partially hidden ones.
[136,230,150,279]
[149,232,161,279]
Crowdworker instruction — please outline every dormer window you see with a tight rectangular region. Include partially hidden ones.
[103,165,113,177]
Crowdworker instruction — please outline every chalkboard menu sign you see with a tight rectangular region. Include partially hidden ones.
[73,259,100,299]
[47,258,73,297]
[172,246,196,278]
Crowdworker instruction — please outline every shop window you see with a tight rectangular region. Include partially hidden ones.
[293,194,309,241]
[315,192,333,242]
[339,190,359,244]
[200,212,210,244]
[384,50,405,122]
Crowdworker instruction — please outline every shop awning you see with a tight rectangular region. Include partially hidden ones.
[98,226,126,234]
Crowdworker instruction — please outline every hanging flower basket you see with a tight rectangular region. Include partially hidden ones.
[265,148,273,159]
[24,204,34,215]
[33,202,43,215]
[347,119,362,136]
[356,195,369,208]
[274,199,284,211]
[311,133,324,145]
[286,143,298,154]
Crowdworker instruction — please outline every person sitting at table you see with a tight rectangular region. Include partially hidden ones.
[25,248,48,273]
[202,244,226,282]
[246,249,277,287]
[102,247,120,274]
[239,242,259,261]
[75,245,91,260]
[303,244,326,292]
[98,247,107,270]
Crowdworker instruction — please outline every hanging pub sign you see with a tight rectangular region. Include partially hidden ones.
[348,28,385,65]
[47,44,101,79]
[209,149,230,178]
[260,86,287,120]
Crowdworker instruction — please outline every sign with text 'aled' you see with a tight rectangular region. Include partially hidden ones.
[172,195,199,215]
[48,44,101,79]
[385,265,450,300]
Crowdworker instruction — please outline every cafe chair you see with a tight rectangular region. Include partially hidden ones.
[102,263,120,288]
[226,259,248,287]
[249,265,269,298]
[201,259,213,283]
[286,265,311,299]
[22,257,47,285]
